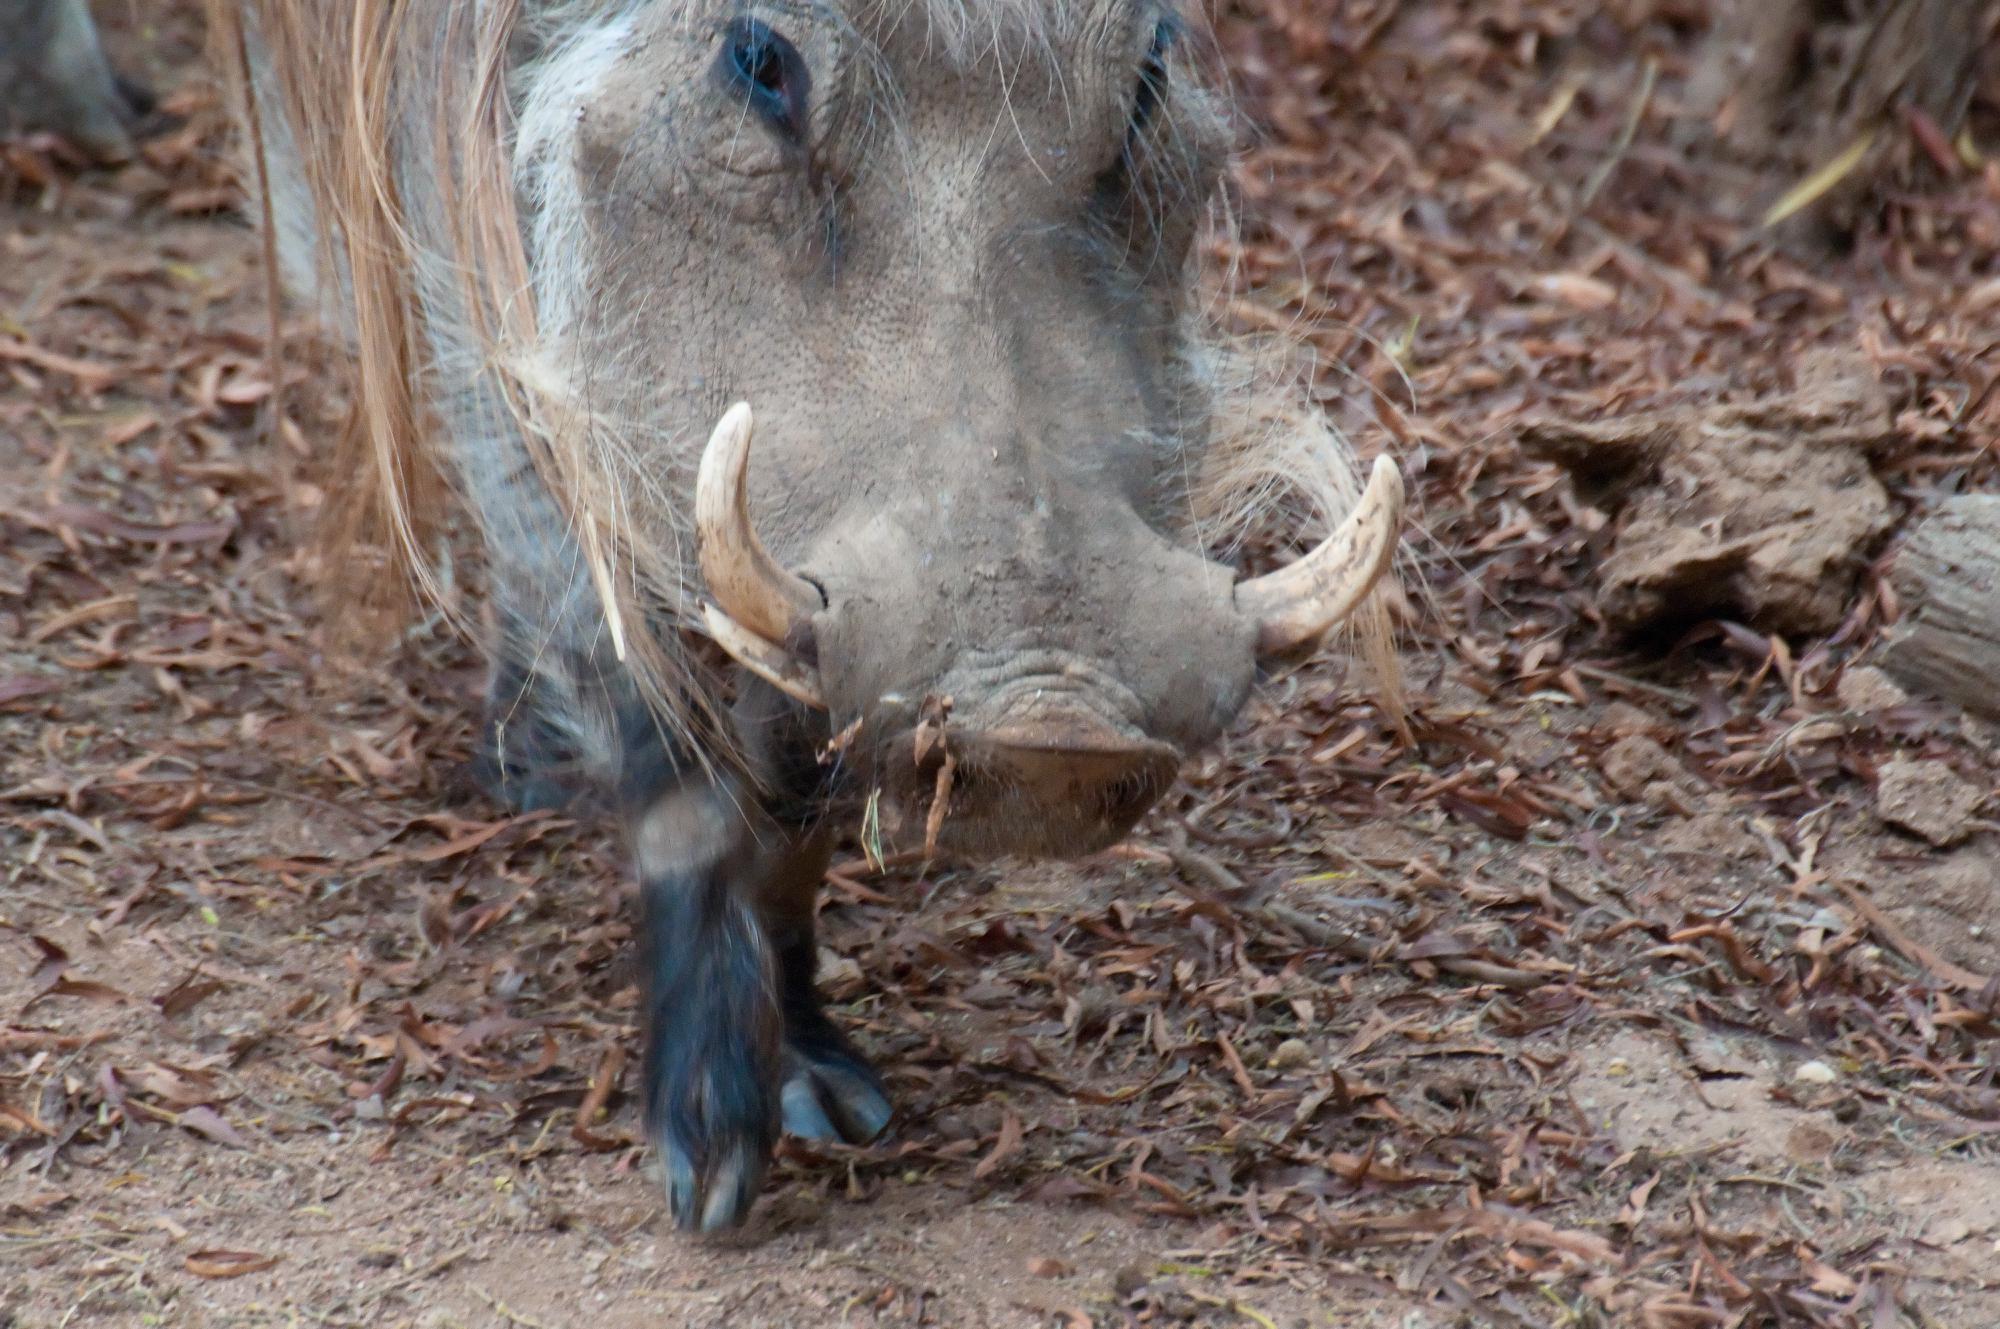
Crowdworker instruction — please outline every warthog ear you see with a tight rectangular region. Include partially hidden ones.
[1126,16,1178,140]
[1093,16,1228,280]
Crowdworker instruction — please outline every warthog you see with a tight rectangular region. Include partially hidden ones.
[217,0,1402,1230]
[0,0,151,161]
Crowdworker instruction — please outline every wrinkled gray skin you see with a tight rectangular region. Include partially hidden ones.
[0,0,150,161]
[252,0,1306,1232]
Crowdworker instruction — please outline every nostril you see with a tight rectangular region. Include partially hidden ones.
[782,617,819,667]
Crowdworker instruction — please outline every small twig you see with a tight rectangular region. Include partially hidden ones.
[1579,55,1658,208]
[1184,1291,1280,1329]
[1167,844,1255,898]
[1570,662,1696,706]
[474,1289,553,1328]
[1434,957,1547,991]
[922,750,956,861]
[0,1028,113,1053]
[830,850,928,874]
[1263,900,1545,989]
[1836,883,1993,992]
[1260,900,1377,962]
[823,869,894,905]
[1214,1029,1259,1102]
[571,1043,628,1151]
[1319,840,1409,892]
[1575,217,1729,315]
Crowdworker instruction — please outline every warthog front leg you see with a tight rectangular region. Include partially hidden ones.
[473,646,594,814]
[478,626,889,1232]
[630,783,786,1231]
[627,765,889,1231]
[761,845,893,1149]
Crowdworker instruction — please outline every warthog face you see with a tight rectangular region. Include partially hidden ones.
[535,0,1399,857]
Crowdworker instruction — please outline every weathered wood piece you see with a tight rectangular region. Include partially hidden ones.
[1882,495,2000,719]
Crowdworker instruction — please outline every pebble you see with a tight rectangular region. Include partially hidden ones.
[1876,758,1985,847]
[1271,1038,1312,1069]
[1836,665,1909,713]
[1793,1060,1838,1085]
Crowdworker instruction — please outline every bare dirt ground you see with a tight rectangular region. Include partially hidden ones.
[5,3,2000,1327]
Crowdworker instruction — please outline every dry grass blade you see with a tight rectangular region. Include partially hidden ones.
[1762,131,1879,227]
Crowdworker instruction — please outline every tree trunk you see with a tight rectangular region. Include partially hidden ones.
[1686,0,1993,235]
[1881,495,2000,720]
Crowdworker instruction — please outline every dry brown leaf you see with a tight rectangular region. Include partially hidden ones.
[973,1110,1024,1181]
[156,970,228,1020]
[0,1100,55,1136]
[185,1250,279,1279]
[178,1106,249,1149]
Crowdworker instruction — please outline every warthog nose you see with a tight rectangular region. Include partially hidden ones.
[947,719,1181,835]
[960,720,1176,804]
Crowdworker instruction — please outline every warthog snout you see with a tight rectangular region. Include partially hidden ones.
[697,402,1402,856]
[897,715,1182,858]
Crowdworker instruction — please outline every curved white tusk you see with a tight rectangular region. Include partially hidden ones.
[694,402,822,646]
[702,603,826,708]
[1236,456,1404,654]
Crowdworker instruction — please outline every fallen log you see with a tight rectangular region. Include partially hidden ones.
[1882,495,2000,720]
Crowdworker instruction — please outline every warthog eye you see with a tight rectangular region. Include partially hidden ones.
[1129,17,1176,137]
[719,17,810,140]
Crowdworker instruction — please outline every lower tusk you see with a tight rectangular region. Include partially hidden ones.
[1238,455,1404,654]
[702,603,826,708]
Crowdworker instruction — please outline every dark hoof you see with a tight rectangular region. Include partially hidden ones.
[113,75,156,123]
[780,1034,891,1144]
[658,1126,772,1233]
[641,880,784,1234]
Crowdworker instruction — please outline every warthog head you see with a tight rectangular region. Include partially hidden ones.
[519,0,1399,856]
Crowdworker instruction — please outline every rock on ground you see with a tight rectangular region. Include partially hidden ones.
[1599,732,1707,811]
[1875,758,1986,847]
[1523,350,1896,636]
[1838,664,1912,713]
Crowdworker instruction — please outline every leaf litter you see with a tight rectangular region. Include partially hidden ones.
[4,1,2000,1327]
